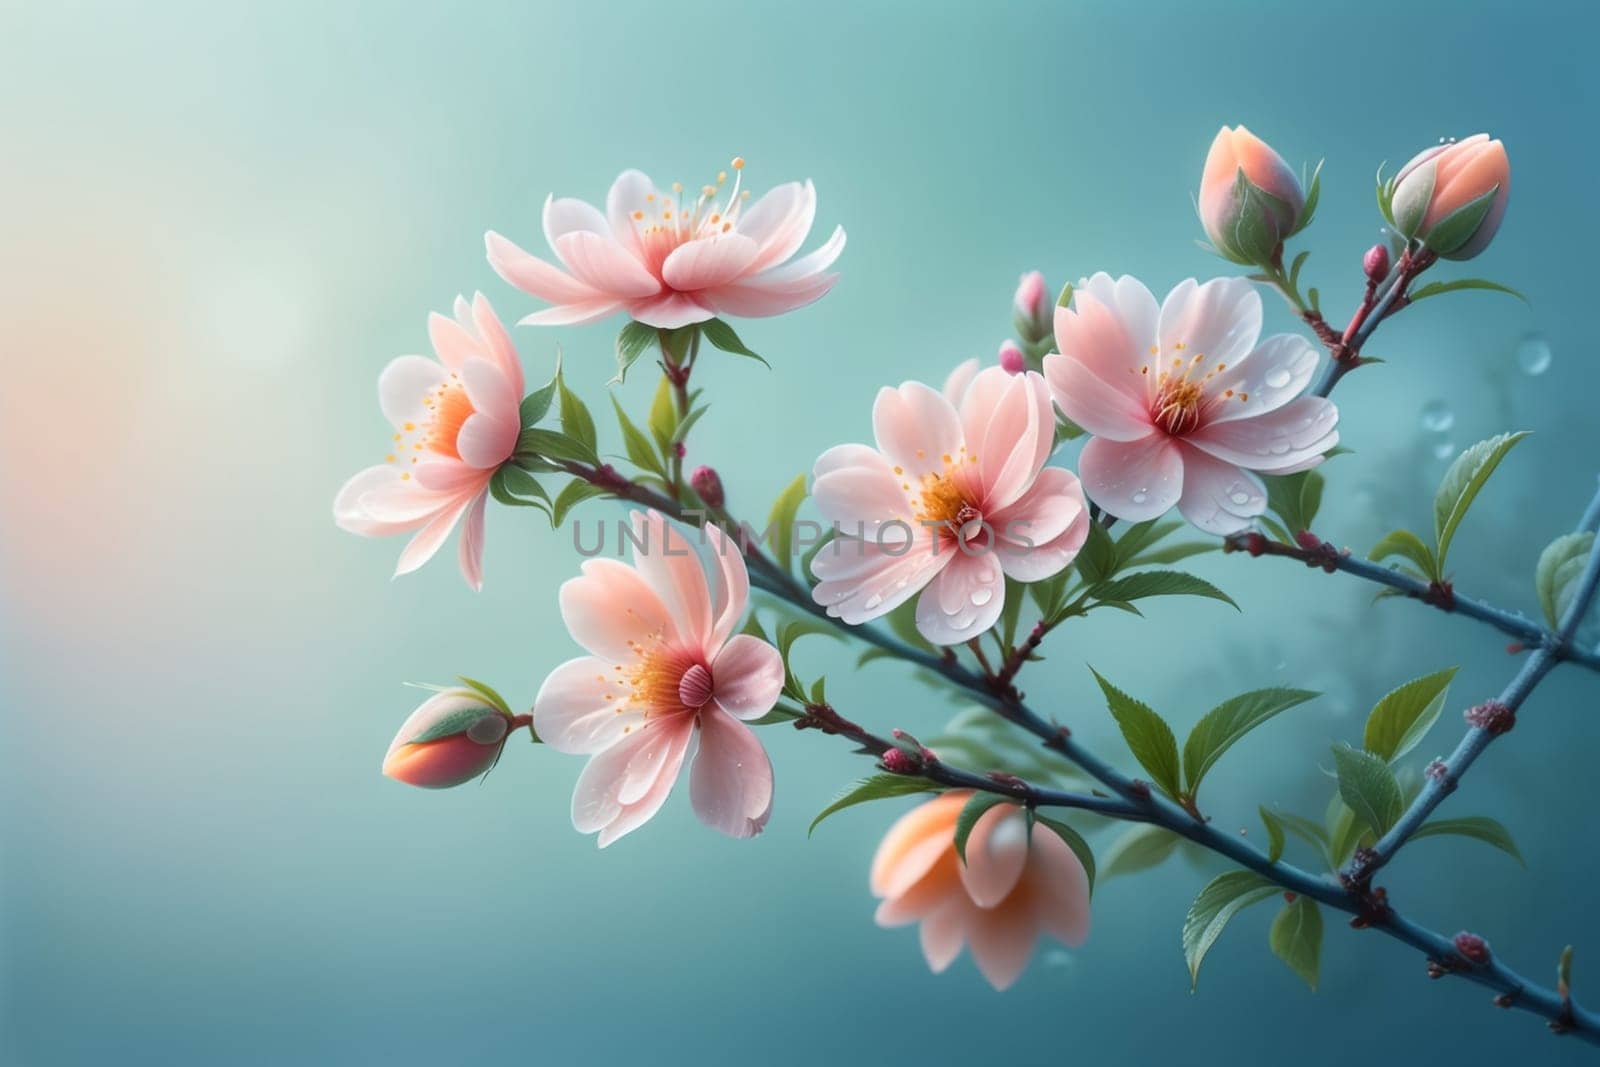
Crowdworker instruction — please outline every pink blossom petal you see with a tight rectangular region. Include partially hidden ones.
[959,805,1030,908]
[534,656,646,755]
[709,634,784,720]
[428,310,480,372]
[1189,395,1338,473]
[552,230,661,299]
[689,705,773,838]
[704,523,752,649]
[920,900,969,973]
[661,233,760,292]
[966,370,1052,512]
[460,357,515,423]
[629,511,714,652]
[468,293,522,395]
[870,793,966,898]
[1156,277,1262,368]
[572,716,686,837]
[967,900,1039,991]
[1174,445,1266,535]
[484,231,606,306]
[875,855,960,925]
[1053,273,1159,384]
[542,193,611,249]
[943,358,981,406]
[394,493,475,578]
[810,533,947,625]
[736,180,815,272]
[811,443,916,535]
[378,355,449,429]
[698,274,837,318]
[413,459,482,493]
[518,299,624,327]
[626,291,715,328]
[1077,434,1184,523]
[605,169,658,256]
[455,411,518,469]
[333,466,422,537]
[596,718,693,848]
[1203,334,1323,424]
[1042,352,1153,442]
[559,557,681,662]
[990,467,1089,582]
[873,382,964,478]
[750,223,845,286]
[1025,824,1092,947]
[617,714,694,805]
[359,481,460,524]
[456,489,488,590]
[914,551,1006,645]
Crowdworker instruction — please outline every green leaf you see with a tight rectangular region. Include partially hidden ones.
[1369,528,1438,582]
[518,426,599,466]
[670,404,709,446]
[1291,160,1323,235]
[1089,570,1238,611]
[1028,570,1072,621]
[766,473,808,575]
[489,467,552,514]
[1325,796,1364,867]
[1259,807,1286,862]
[1410,815,1523,865]
[1182,688,1317,794]
[551,479,609,526]
[1406,277,1526,305]
[1125,541,1217,567]
[1262,807,1331,863]
[1536,532,1595,629]
[1032,814,1097,893]
[1362,667,1458,763]
[1074,518,1117,583]
[1264,469,1326,535]
[809,775,936,835]
[519,375,558,428]
[1183,870,1279,990]
[954,793,1009,863]
[611,396,664,477]
[745,705,804,727]
[1331,745,1403,837]
[1100,824,1183,880]
[1091,669,1182,800]
[1433,431,1529,570]
[647,375,678,456]
[1113,519,1182,568]
[557,366,598,455]
[611,321,657,385]
[1269,896,1323,990]
[455,675,513,716]
[999,575,1027,649]
[701,318,768,366]
[1421,184,1501,256]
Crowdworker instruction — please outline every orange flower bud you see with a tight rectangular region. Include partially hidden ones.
[382,689,509,789]
[1198,126,1306,265]
[1388,135,1509,260]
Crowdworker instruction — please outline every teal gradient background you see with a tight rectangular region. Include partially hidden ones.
[5,1,1600,1063]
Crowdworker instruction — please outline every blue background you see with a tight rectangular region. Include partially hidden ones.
[4,0,1599,1063]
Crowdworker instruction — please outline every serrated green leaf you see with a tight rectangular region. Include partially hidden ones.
[551,479,609,526]
[1264,469,1325,536]
[1028,569,1072,620]
[701,318,768,366]
[1325,795,1363,867]
[1075,518,1117,584]
[1089,570,1238,611]
[1410,815,1523,865]
[1362,667,1458,763]
[1113,519,1182,568]
[1269,896,1323,990]
[1184,870,1279,990]
[1032,814,1097,893]
[954,793,1009,863]
[1100,823,1183,880]
[1536,531,1595,629]
[809,775,936,836]
[1434,431,1529,570]
[1125,541,1217,567]
[611,321,657,385]
[1369,528,1438,581]
[1183,688,1317,794]
[1091,669,1182,800]
[766,473,808,575]
[1407,277,1526,304]
[1331,745,1403,837]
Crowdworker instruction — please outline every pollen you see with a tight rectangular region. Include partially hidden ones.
[632,210,643,220]
[731,156,745,170]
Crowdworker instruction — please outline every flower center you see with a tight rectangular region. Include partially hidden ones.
[1138,341,1251,437]
[677,663,715,709]
[626,156,753,280]
[619,644,708,718]
[385,373,477,476]
[907,452,991,547]
[1153,379,1204,436]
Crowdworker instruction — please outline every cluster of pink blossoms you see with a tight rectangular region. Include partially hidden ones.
[339,126,1512,988]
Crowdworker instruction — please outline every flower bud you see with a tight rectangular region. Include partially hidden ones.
[1363,243,1390,283]
[690,465,725,509]
[1012,271,1051,342]
[1388,135,1509,260]
[1454,932,1491,964]
[1198,125,1306,265]
[997,339,1027,375]
[382,689,509,789]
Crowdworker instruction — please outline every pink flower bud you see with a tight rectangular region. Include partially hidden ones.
[1012,270,1050,342]
[1389,135,1510,260]
[1363,243,1390,282]
[997,339,1027,375]
[881,747,921,775]
[690,465,725,509]
[1198,125,1306,265]
[382,689,509,789]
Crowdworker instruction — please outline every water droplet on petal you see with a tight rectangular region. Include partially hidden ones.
[1419,399,1454,433]
[1131,489,1149,505]
[1229,490,1250,506]
[864,593,884,610]
[1263,367,1292,389]
[1516,333,1552,376]
[971,586,994,606]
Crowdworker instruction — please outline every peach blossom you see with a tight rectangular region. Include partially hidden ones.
[871,792,1090,990]
[486,160,845,329]
[383,689,510,789]
[1045,274,1338,534]
[334,293,524,590]
[1389,134,1510,260]
[534,511,783,847]
[1198,125,1305,265]
[811,366,1089,645]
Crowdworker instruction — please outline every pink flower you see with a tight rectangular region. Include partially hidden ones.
[485,160,846,329]
[1044,274,1338,535]
[811,366,1089,645]
[333,294,524,590]
[1389,134,1510,260]
[871,792,1091,990]
[382,688,510,790]
[1198,125,1305,265]
[1012,270,1051,342]
[533,511,784,847]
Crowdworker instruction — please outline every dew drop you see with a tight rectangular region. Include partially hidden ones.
[1419,399,1454,433]
[1229,489,1251,506]
[1432,439,1456,461]
[971,585,994,606]
[1131,489,1149,505]
[1516,332,1552,376]
[1263,367,1292,389]
[863,593,884,610]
